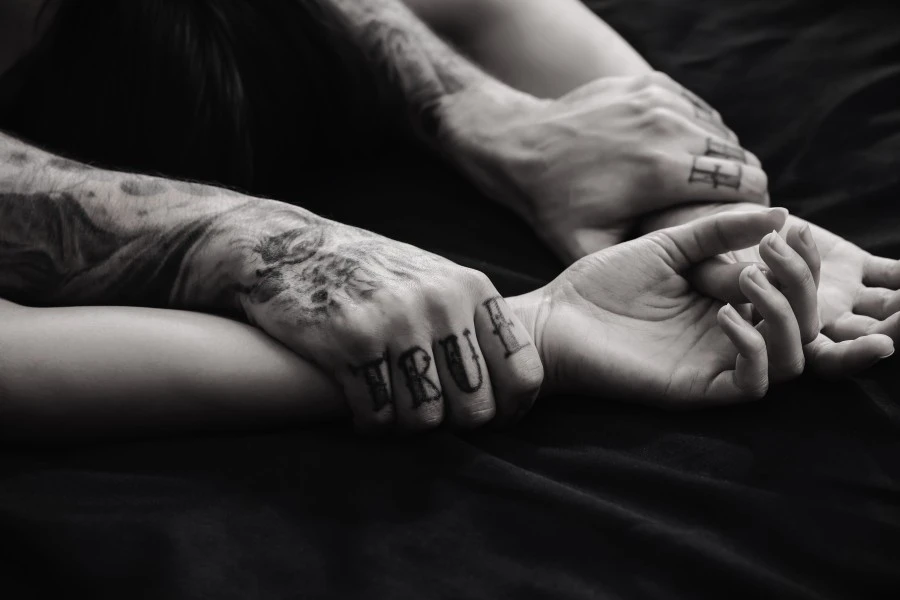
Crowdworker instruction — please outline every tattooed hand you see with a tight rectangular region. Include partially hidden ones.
[510,209,814,406]
[643,202,896,375]
[0,133,541,432]
[443,72,768,262]
[230,210,544,432]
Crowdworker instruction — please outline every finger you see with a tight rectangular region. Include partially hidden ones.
[692,136,762,168]
[651,207,787,270]
[433,326,497,430]
[344,351,396,433]
[739,265,805,382]
[786,223,821,288]
[758,230,819,345]
[676,155,768,200]
[827,312,900,342]
[706,303,768,402]
[689,258,775,304]
[805,332,894,378]
[853,287,900,320]
[863,256,900,288]
[390,338,445,432]
[475,295,544,426]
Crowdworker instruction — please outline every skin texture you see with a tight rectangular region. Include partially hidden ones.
[0,0,821,438]
[418,0,895,374]
[0,210,817,442]
[512,209,806,406]
[645,204,896,374]
[0,133,543,433]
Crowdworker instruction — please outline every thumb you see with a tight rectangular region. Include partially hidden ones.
[650,207,787,271]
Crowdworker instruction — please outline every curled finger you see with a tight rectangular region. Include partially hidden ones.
[739,265,805,382]
[758,230,819,345]
[707,303,768,402]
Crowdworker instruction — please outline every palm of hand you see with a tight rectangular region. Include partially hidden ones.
[539,241,744,405]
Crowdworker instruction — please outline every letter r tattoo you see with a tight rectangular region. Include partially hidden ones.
[398,346,442,408]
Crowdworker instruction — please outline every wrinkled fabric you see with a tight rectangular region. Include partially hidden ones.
[1,1,899,598]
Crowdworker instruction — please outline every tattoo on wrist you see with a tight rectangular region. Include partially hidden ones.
[704,138,747,163]
[438,329,483,393]
[398,346,442,408]
[483,296,528,358]
[688,156,742,190]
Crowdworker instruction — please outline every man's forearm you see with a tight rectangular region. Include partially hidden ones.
[320,0,489,140]
[0,132,323,313]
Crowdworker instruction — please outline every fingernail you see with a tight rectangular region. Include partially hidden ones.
[799,224,815,248]
[880,350,895,360]
[746,265,771,289]
[767,207,788,221]
[721,303,741,324]
[766,230,789,257]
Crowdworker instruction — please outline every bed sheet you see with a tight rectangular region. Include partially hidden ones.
[1,1,899,598]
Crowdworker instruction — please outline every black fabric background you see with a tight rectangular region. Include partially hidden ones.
[1,0,900,598]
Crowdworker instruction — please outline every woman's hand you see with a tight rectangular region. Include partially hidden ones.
[232,205,544,433]
[444,72,768,262]
[644,203,896,375]
[510,209,813,406]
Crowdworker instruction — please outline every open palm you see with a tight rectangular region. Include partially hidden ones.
[519,209,793,406]
[644,204,895,374]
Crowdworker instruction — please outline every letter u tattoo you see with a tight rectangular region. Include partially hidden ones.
[438,329,483,393]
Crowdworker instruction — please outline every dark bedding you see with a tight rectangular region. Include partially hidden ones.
[1,0,899,598]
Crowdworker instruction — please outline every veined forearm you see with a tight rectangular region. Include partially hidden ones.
[0,132,329,313]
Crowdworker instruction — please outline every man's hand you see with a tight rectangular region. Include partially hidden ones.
[443,72,769,262]
[644,203,896,375]
[509,209,815,406]
[0,133,542,434]
[230,209,544,432]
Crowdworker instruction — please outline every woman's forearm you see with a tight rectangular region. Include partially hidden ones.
[0,300,345,442]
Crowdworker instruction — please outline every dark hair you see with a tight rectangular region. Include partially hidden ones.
[0,0,387,194]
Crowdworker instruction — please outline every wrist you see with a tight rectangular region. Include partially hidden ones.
[439,80,547,222]
[507,286,557,397]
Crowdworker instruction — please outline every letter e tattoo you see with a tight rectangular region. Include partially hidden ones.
[398,346,442,408]
[483,296,527,358]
